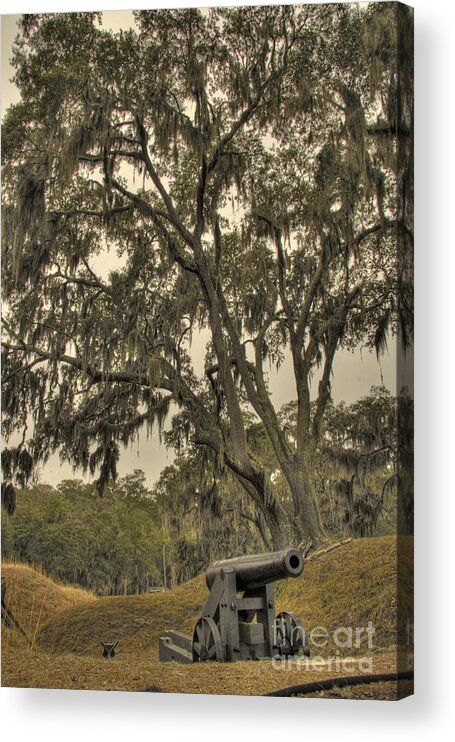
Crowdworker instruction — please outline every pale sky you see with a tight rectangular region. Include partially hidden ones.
[1,10,400,488]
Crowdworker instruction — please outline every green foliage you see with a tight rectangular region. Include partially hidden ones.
[3,474,164,595]
[279,386,407,537]
[154,450,265,584]
[156,385,408,566]
[1,512,14,557]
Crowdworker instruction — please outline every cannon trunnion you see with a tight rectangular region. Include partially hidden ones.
[159,549,309,663]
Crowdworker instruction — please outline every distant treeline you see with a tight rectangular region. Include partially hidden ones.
[1,473,164,595]
[0,470,263,595]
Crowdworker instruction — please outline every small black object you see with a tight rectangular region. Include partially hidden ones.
[101,640,119,658]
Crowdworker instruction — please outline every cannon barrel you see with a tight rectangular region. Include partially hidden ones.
[205,548,304,591]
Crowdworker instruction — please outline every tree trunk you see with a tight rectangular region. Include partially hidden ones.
[253,489,309,550]
[263,507,286,550]
[286,463,328,548]
[253,513,272,551]
[231,459,323,550]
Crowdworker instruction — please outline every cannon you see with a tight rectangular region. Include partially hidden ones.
[159,548,310,663]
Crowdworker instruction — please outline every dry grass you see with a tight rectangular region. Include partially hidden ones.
[1,536,413,697]
[1,640,402,695]
[1,562,96,642]
[37,574,207,658]
[276,535,413,655]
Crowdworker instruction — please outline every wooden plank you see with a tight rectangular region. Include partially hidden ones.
[201,573,225,619]
[237,597,265,611]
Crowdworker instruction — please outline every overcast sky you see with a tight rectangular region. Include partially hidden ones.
[1,10,400,487]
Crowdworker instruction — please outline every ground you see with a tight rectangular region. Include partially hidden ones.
[1,536,413,699]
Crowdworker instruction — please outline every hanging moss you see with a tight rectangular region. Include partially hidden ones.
[1,446,34,490]
[12,167,46,280]
[1,482,16,516]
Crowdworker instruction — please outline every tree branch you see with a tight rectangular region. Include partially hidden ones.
[195,151,208,239]
[206,67,282,176]
[135,114,196,249]
[111,179,199,275]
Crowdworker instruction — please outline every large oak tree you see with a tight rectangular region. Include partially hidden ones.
[1,4,413,547]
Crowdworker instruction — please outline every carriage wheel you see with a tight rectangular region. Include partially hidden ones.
[274,611,310,658]
[192,617,224,662]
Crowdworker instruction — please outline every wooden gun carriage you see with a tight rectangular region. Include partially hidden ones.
[159,548,310,663]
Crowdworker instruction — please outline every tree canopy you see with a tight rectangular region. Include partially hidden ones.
[1,4,413,548]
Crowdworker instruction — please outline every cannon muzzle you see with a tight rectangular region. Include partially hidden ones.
[205,548,304,591]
